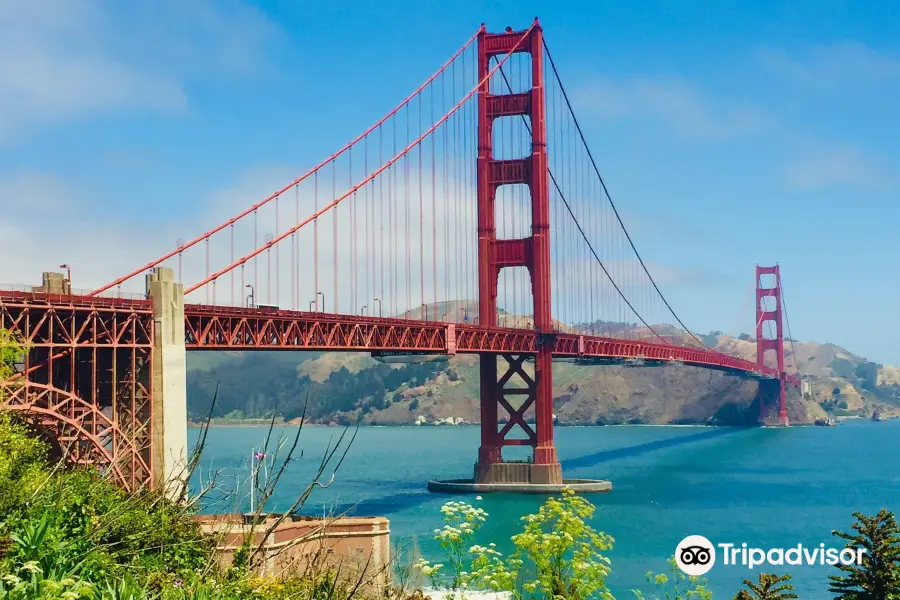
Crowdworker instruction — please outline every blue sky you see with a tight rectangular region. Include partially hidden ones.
[1,1,898,364]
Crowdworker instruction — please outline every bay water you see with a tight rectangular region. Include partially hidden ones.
[189,420,900,598]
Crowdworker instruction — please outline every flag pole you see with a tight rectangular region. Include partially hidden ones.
[250,447,256,514]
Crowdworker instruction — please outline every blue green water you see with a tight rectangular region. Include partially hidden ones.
[190,420,900,598]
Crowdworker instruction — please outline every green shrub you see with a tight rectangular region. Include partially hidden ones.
[415,488,615,600]
[0,417,213,586]
[0,414,48,518]
[829,509,900,599]
[632,557,712,600]
[0,381,383,600]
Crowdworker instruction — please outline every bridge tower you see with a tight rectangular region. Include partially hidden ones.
[756,265,789,426]
[474,21,562,485]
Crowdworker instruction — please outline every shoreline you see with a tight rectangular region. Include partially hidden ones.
[186,421,722,429]
[186,420,880,429]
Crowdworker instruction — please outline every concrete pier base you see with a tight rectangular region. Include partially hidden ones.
[474,461,563,485]
[146,267,188,493]
[427,478,612,494]
[428,460,611,494]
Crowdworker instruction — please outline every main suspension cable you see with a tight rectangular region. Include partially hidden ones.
[543,40,708,349]
[779,273,803,377]
[494,64,664,341]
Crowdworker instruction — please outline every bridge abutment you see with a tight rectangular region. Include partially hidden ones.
[146,267,189,490]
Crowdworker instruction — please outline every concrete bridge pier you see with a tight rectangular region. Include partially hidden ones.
[146,267,188,491]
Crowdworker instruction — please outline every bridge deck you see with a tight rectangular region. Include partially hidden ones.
[0,291,795,384]
[182,304,789,381]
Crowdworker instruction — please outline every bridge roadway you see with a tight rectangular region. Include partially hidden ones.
[185,303,797,383]
[0,289,794,385]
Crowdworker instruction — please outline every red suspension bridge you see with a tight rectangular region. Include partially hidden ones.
[1,20,800,491]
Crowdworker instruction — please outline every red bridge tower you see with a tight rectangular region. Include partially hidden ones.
[756,265,789,426]
[473,21,562,485]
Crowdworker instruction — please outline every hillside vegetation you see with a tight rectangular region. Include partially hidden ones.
[187,310,900,426]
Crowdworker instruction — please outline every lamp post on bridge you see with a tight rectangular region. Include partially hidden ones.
[309,300,314,312]
[374,298,382,318]
[317,291,325,313]
[245,284,255,308]
[421,303,427,321]
[460,307,468,322]
[360,305,367,316]
[176,238,185,283]
[59,264,71,296]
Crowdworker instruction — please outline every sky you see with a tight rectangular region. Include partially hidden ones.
[1,0,898,364]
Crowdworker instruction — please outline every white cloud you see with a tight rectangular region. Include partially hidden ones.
[784,143,894,190]
[759,42,900,91]
[571,76,768,141]
[0,0,279,141]
[617,209,715,245]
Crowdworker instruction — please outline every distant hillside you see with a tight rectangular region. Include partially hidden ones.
[186,302,900,426]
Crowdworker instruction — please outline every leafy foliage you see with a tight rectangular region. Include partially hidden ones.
[416,488,615,600]
[700,331,724,348]
[0,414,47,518]
[0,329,27,382]
[0,415,212,586]
[831,358,858,380]
[821,397,850,412]
[829,509,900,599]
[855,362,881,391]
[510,488,615,600]
[830,358,883,394]
[733,573,798,599]
[632,557,712,600]
[0,404,388,600]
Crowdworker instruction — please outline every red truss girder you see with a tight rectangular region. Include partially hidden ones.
[0,298,153,348]
[185,305,450,351]
[1,381,151,489]
[1,295,794,383]
[0,291,154,492]
[183,304,798,384]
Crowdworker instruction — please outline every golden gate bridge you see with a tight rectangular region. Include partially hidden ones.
[0,20,799,492]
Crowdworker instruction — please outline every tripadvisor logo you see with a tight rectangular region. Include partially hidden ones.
[676,535,716,576]
[675,535,867,575]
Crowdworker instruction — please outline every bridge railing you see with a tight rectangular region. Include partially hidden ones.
[0,284,147,301]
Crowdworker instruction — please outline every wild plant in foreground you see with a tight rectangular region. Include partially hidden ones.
[632,557,712,600]
[415,488,615,600]
[0,358,404,600]
[413,500,489,594]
